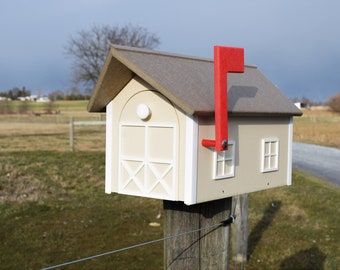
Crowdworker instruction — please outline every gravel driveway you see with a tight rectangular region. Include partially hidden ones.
[292,142,340,187]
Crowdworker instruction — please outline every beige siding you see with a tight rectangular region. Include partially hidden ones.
[196,116,291,203]
[107,77,293,204]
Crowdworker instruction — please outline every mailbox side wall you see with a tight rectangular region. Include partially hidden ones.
[196,116,292,203]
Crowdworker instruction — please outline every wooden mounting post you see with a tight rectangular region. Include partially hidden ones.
[231,194,249,270]
[163,198,232,269]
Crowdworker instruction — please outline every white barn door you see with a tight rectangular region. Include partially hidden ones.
[118,91,179,200]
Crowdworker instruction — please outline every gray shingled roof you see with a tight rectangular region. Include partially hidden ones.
[88,45,302,116]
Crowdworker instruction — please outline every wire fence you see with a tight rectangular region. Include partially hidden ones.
[41,215,236,270]
[69,117,106,150]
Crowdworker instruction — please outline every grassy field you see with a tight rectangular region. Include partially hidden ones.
[0,100,105,152]
[0,151,163,269]
[294,107,340,148]
[0,101,339,269]
[247,171,339,269]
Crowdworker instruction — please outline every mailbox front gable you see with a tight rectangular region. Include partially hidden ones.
[105,77,198,202]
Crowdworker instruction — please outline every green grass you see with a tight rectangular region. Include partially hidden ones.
[0,151,339,269]
[246,170,340,269]
[0,106,339,269]
[0,151,163,269]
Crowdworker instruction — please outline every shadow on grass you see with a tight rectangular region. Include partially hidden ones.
[247,201,281,260]
[279,246,326,270]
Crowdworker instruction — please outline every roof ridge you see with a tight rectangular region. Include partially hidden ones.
[112,44,212,63]
[111,44,257,68]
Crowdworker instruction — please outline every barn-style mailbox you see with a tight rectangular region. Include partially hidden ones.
[88,45,302,205]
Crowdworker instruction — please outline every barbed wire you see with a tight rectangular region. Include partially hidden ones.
[41,215,236,270]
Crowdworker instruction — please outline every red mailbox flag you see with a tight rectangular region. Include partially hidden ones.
[202,46,244,152]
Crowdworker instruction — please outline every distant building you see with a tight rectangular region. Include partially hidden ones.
[17,95,38,101]
[28,95,38,101]
[36,96,50,102]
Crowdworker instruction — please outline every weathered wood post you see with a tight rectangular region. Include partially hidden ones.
[164,198,232,269]
[231,194,249,270]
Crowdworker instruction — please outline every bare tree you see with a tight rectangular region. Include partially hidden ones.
[326,92,340,113]
[65,24,160,92]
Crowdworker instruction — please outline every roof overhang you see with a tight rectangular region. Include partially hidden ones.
[88,45,302,117]
[87,48,133,112]
[88,46,198,114]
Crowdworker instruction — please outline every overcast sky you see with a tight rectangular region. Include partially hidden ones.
[1,0,339,102]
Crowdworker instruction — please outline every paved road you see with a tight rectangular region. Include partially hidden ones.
[292,142,340,187]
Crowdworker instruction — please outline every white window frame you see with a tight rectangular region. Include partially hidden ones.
[261,138,279,172]
[213,140,235,180]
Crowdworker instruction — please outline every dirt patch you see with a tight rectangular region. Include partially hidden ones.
[284,204,308,221]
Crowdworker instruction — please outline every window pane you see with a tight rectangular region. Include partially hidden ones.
[264,156,270,170]
[271,142,278,154]
[225,160,233,174]
[270,155,277,169]
[217,151,225,161]
[264,142,270,155]
[225,147,233,159]
[217,160,224,176]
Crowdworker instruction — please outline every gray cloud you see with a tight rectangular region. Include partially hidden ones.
[1,0,339,101]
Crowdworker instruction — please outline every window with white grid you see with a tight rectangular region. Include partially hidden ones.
[213,141,235,179]
[262,138,279,172]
